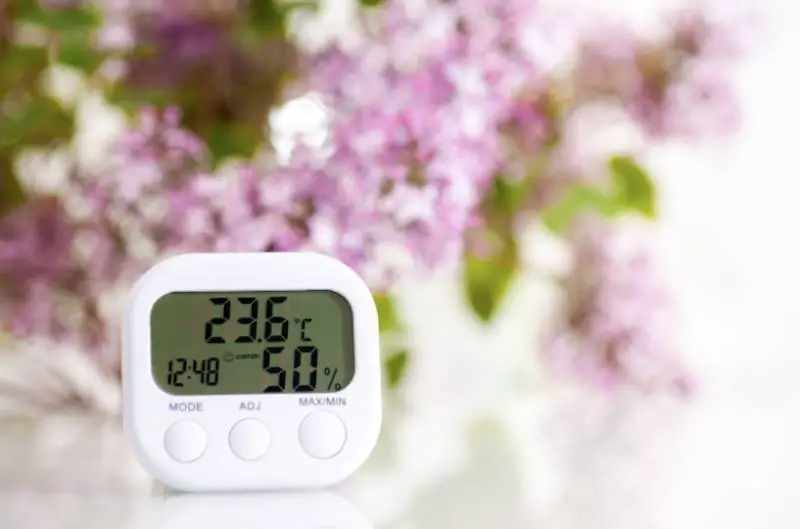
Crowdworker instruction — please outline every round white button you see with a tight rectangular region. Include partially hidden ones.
[298,411,347,459]
[229,419,271,461]
[164,421,207,463]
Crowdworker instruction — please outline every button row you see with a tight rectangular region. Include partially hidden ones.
[164,411,347,463]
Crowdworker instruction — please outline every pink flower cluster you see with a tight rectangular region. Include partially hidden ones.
[576,8,746,138]
[0,0,748,392]
[94,0,565,287]
[97,0,745,292]
[0,196,121,363]
[290,0,561,282]
[543,223,693,396]
[0,198,75,340]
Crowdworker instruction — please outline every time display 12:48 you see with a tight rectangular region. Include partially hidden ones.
[167,357,220,387]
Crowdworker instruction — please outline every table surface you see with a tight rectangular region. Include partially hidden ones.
[1,389,799,529]
[0,411,535,529]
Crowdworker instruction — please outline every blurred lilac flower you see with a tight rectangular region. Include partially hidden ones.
[0,0,749,400]
[632,62,740,138]
[112,106,207,187]
[542,222,694,396]
[125,12,227,90]
[0,195,126,355]
[575,23,642,101]
[123,6,296,131]
[106,104,486,287]
[86,107,207,246]
[108,1,746,291]
[0,109,210,353]
[168,165,305,253]
[86,107,303,259]
[0,197,75,286]
[575,9,744,138]
[0,198,75,341]
[281,0,563,284]
[637,8,746,137]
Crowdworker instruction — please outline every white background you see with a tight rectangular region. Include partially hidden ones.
[371,0,800,526]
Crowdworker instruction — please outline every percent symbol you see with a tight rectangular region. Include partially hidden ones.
[324,367,342,391]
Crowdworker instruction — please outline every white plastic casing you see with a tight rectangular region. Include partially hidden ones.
[123,253,382,492]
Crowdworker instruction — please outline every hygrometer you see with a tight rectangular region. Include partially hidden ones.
[122,253,382,491]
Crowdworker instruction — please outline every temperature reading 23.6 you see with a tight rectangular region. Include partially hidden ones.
[201,295,342,393]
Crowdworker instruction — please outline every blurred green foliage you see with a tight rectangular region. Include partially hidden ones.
[18,0,102,30]
[384,349,409,389]
[464,238,519,323]
[0,0,306,211]
[609,155,657,218]
[375,293,403,333]
[542,157,657,233]
[465,158,657,324]
[245,0,321,35]
[541,186,617,233]
[374,293,410,389]
[463,176,525,323]
[0,0,105,214]
[105,87,175,111]
[0,46,47,84]
[57,33,104,74]
[490,175,529,215]
[0,158,26,212]
[0,94,73,150]
[207,122,265,163]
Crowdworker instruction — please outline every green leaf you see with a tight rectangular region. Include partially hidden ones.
[384,349,409,390]
[541,186,617,233]
[57,35,104,74]
[539,157,657,234]
[490,175,526,214]
[284,1,319,12]
[207,123,263,165]
[0,96,74,150]
[0,46,48,85]
[237,1,316,45]
[0,156,26,214]
[359,0,385,6]
[105,86,174,111]
[244,0,287,36]
[464,240,519,323]
[20,4,102,32]
[374,293,410,389]
[609,155,657,218]
[374,293,404,332]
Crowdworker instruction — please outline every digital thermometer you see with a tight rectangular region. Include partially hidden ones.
[122,253,382,491]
